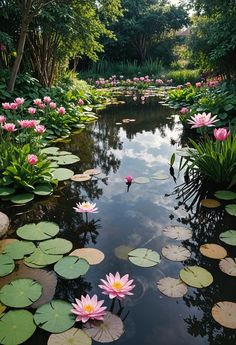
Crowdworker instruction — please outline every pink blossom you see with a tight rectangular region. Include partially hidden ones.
[2,123,16,132]
[214,128,230,141]
[2,102,11,110]
[27,154,38,165]
[180,107,189,114]
[43,96,51,104]
[185,82,192,87]
[99,272,135,300]
[167,79,173,84]
[156,79,164,85]
[18,120,38,128]
[133,96,137,101]
[38,103,46,109]
[15,97,25,105]
[141,96,145,101]
[140,77,145,81]
[34,125,46,134]
[49,102,57,109]
[0,115,6,124]
[28,107,36,115]
[71,295,106,323]
[78,99,84,106]
[73,201,98,214]
[95,80,100,85]
[33,98,42,106]
[125,175,133,183]
[195,82,202,88]
[176,85,183,89]
[57,106,66,115]
[10,103,18,110]
[187,112,219,128]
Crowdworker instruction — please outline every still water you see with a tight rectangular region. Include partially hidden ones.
[1,98,236,345]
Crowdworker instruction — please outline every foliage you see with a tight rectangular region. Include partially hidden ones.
[166,69,200,85]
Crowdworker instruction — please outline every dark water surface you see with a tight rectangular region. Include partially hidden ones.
[1,98,236,345]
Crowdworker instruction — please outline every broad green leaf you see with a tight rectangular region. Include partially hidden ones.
[180,266,213,288]
[0,255,15,277]
[3,240,36,260]
[225,204,236,216]
[215,190,236,200]
[39,238,72,255]
[53,168,74,181]
[48,328,92,345]
[16,222,59,241]
[24,248,62,268]
[128,248,160,267]
[33,184,53,196]
[220,230,236,246]
[10,193,34,204]
[0,187,15,197]
[41,146,59,155]
[54,256,89,279]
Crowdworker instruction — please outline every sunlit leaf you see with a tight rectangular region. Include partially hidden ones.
[212,301,236,329]
[39,238,73,255]
[219,230,236,246]
[128,248,160,267]
[180,266,213,288]
[54,256,89,279]
[200,243,227,259]
[69,248,104,265]
[200,199,221,208]
[83,169,101,176]
[16,222,59,241]
[161,245,191,261]
[3,240,36,260]
[10,193,34,204]
[24,248,62,268]
[214,190,236,200]
[70,174,91,182]
[0,255,15,277]
[48,328,92,345]
[0,187,15,197]
[163,226,192,240]
[33,185,53,196]
[53,168,74,181]
[133,177,150,184]
[157,277,188,298]
[219,257,236,276]
[225,204,236,216]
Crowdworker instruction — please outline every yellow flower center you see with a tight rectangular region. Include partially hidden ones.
[112,281,123,291]
[82,203,91,209]
[83,304,94,313]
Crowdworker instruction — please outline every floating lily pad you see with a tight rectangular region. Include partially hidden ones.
[16,222,59,241]
[39,238,72,255]
[0,278,42,308]
[0,302,6,316]
[0,187,15,197]
[34,300,75,333]
[152,173,170,180]
[0,239,17,253]
[70,174,91,182]
[56,155,80,165]
[54,256,89,279]
[219,230,236,246]
[0,255,15,277]
[215,190,236,200]
[24,248,62,268]
[133,177,150,184]
[128,248,160,267]
[161,245,191,261]
[69,248,104,265]
[212,301,236,329]
[0,310,36,345]
[180,266,213,288]
[163,226,192,240]
[225,204,236,216]
[3,240,36,260]
[95,173,108,180]
[83,169,101,176]
[200,199,221,208]
[10,193,34,204]
[33,185,53,196]
[219,258,236,276]
[48,328,92,345]
[57,151,71,156]
[200,243,227,259]
[83,312,124,343]
[53,168,74,181]
[41,147,59,155]
[157,277,188,298]
[114,245,134,261]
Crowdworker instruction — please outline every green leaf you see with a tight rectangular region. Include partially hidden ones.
[54,256,89,279]
[220,230,236,246]
[0,278,42,308]
[39,238,73,255]
[133,177,150,184]
[10,193,34,204]
[128,248,161,267]
[215,190,236,200]
[41,147,59,155]
[24,248,62,268]
[0,310,36,345]
[16,222,59,241]
[225,204,236,216]
[0,255,15,277]
[53,168,74,181]
[33,184,53,196]
[34,300,75,333]
[179,266,213,288]
[3,240,36,260]
[48,328,92,345]
[0,187,15,197]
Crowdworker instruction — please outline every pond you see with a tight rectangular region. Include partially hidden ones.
[1,97,236,345]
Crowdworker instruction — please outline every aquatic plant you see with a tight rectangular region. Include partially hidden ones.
[73,202,98,214]
[99,272,135,299]
[71,295,107,323]
[187,112,218,128]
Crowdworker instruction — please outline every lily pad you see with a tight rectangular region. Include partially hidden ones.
[0,239,17,253]
[0,278,42,308]
[3,240,36,260]
[114,245,134,261]
[128,248,161,267]
[157,277,188,298]
[53,168,74,181]
[219,230,236,246]
[39,238,73,255]
[69,248,104,265]
[163,226,192,240]
[219,258,236,276]
[161,245,191,261]
[54,256,89,279]
[10,193,34,204]
[199,243,227,259]
[200,199,221,208]
[48,328,92,345]
[225,204,236,216]
[133,177,150,184]
[212,301,236,329]
[180,266,213,288]
[70,174,91,182]
[0,310,36,345]
[152,173,170,180]
[16,221,59,241]
[0,255,15,277]
[215,190,236,200]
[24,248,62,268]
[83,169,101,176]
[34,300,75,333]
[83,312,124,343]
[0,187,15,197]
[41,146,59,155]
[33,185,53,196]
[0,302,6,316]
[56,155,80,165]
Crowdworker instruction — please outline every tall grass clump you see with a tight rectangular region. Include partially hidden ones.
[166,69,200,85]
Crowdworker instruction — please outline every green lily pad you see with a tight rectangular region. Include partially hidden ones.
[54,256,89,279]
[215,190,236,200]
[133,177,150,184]
[152,173,170,180]
[53,168,74,181]
[0,255,15,277]
[0,187,15,197]
[179,266,213,288]
[16,222,59,241]
[39,238,73,255]
[41,146,59,155]
[10,193,34,204]
[56,151,71,156]
[33,185,53,196]
[56,155,80,165]
[0,310,36,345]
[0,302,6,316]
[34,300,75,333]
[24,248,62,268]
[0,278,42,308]
[225,204,236,216]
[128,248,161,267]
[220,230,236,246]
[114,245,134,261]
[48,328,92,345]
[3,240,36,260]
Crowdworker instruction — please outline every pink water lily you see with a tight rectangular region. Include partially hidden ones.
[33,98,42,106]
[34,125,46,134]
[214,128,230,141]
[0,115,6,124]
[99,272,135,300]
[71,294,106,323]
[43,96,51,104]
[125,175,133,183]
[57,106,66,115]
[15,97,24,105]
[2,123,16,132]
[2,102,11,110]
[27,154,38,165]
[73,201,98,213]
[180,107,189,114]
[28,107,36,115]
[10,102,18,110]
[49,102,57,109]
[187,112,218,128]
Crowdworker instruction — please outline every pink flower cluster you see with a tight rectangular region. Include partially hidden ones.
[95,75,167,88]
[214,128,230,141]
[33,97,65,114]
[18,120,38,128]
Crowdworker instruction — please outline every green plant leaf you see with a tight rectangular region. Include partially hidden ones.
[33,184,53,196]
[48,328,92,345]
[215,190,236,200]
[41,147,60,155]
[220,230,236,246]
[24,248,62,268]
[39,238,73,255]
[225,204,236,216]
[0,187,15,197]
[10,193,34,204]
[128,248,161,267]
[54,256,89,279]
[3,240,36,260]
[16,222,59,241]
[53,168,74,181]
[0,255,15,277]
[179,266,213,288]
